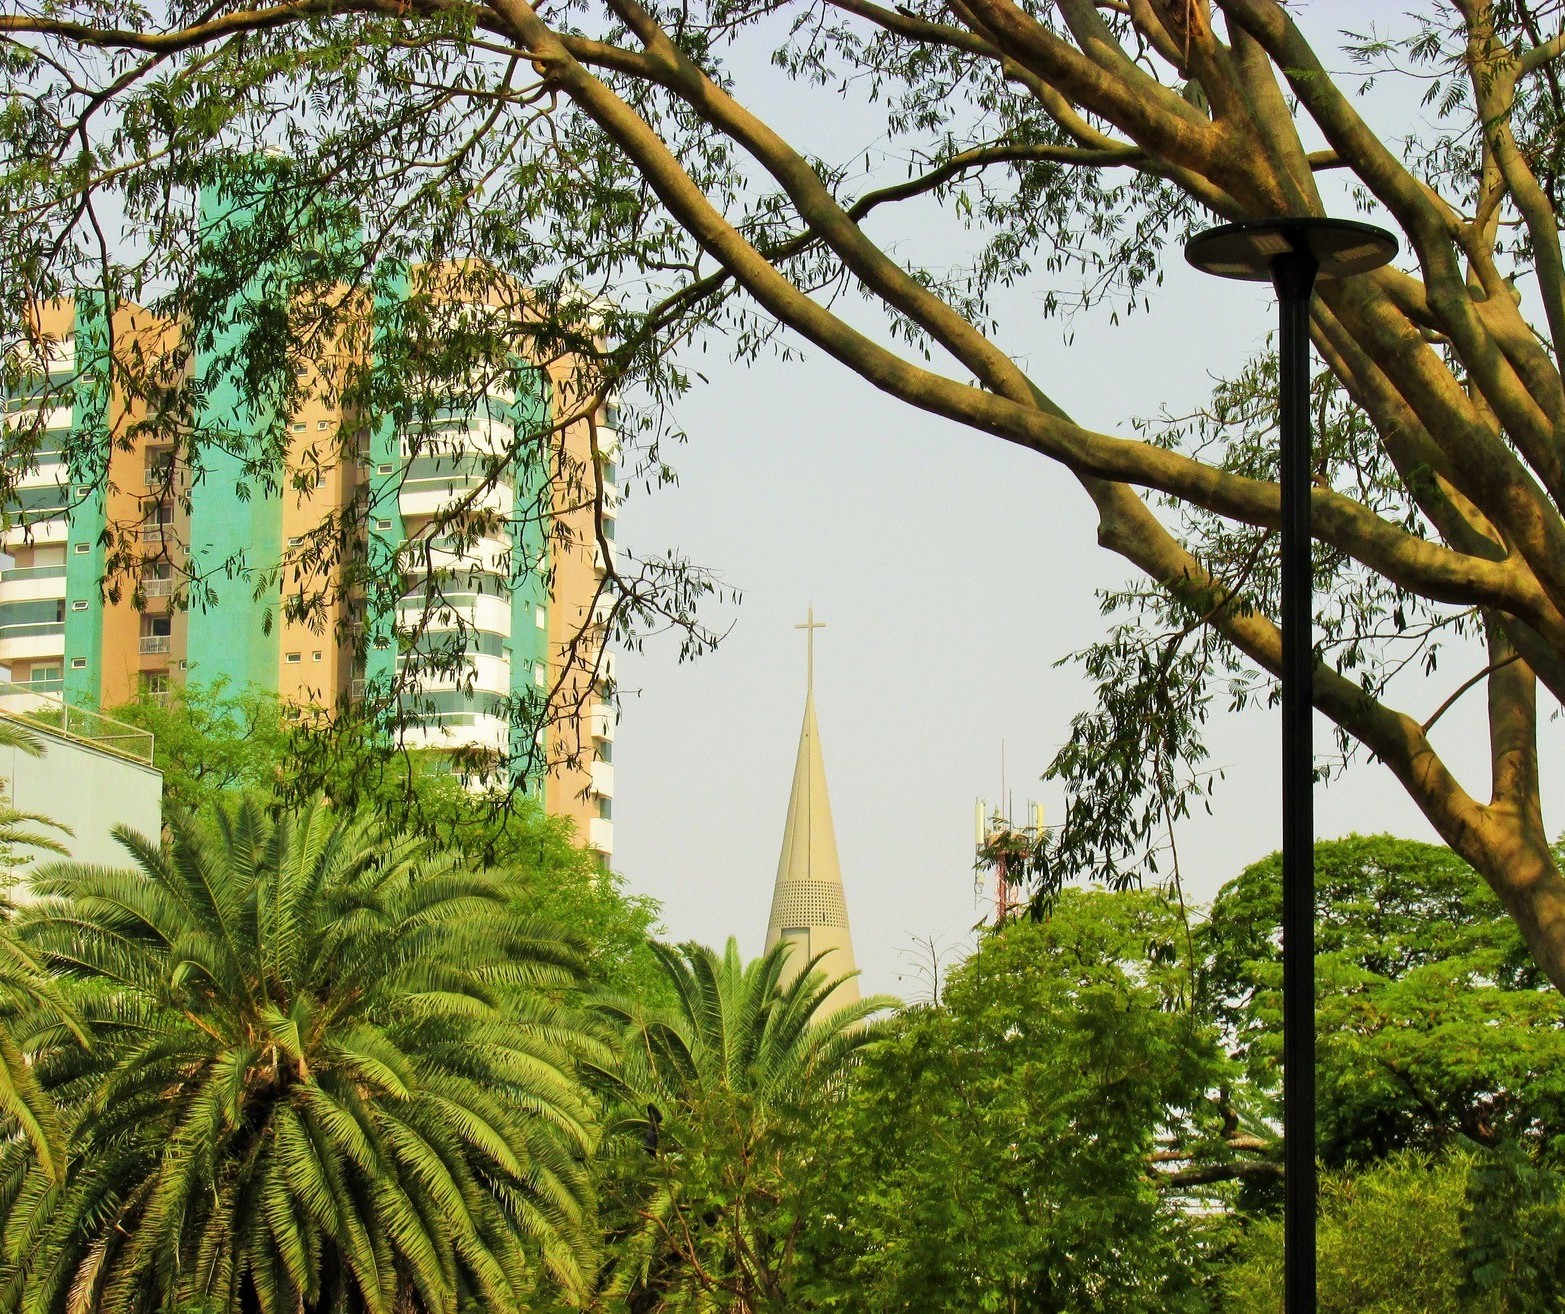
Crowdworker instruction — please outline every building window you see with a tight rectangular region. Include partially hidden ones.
[139,615,171,654]
[596,797,613,821]
[377,463,393,475]
[317,420,331,431]
[73,542,89,554]
[375,518,392,531]
[142,672,170,695]
[535,606,546,630]
[534,664,545,687]
[70,657,86,670]
[286,652,302,663]
[53,601,64,623]
[312,651,322,662]
[70,599,88,611]
[291,421,306,432]
[287,536,303,548]
[26,665,61,685]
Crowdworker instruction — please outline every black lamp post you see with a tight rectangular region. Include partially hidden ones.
[1184,218,1397,1312]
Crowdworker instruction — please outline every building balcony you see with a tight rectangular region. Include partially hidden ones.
[395,593,513,639]
[140,577,173,598]
[399,713,510,754]
[138,635,171,655]
[0,564,66,583]
[0,631,65,663]
[6,404,71,432]
[2,520,69,548]
[398,481,513,522]
[588,817,613,855]
[139,525,173,543]
[398,652,511,697]
[588,701,615,743]
[591,759,614,799]
[0,568,67,603]
[14,461,66,491]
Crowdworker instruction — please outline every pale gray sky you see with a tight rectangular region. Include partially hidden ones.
[609,2,1565,998]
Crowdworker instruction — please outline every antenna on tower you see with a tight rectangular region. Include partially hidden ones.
[975,747,1050,924]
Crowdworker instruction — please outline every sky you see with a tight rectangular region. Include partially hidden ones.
[606,2,1565,999]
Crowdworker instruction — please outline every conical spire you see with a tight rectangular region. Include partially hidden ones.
[764,607,861,1011]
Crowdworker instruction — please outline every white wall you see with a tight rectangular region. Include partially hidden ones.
[0,726,162,883]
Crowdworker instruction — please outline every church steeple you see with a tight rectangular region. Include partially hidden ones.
[764,607,861,1012]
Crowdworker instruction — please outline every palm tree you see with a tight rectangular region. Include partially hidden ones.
[0,715,75,1186]
[594,939,891,1311]
[0,796,606,1314]
[0,928,76,1189]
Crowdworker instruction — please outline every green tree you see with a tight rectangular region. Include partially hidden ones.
[1221,1151,1492,1314]
[116,681,669,999]
[1202,835,1565,1166]
[0,719,78,1185]
[592,939,890,1311]
[110,681,295,816]
[0,921,78,1190]
[1461,1139,1565,1312]
[792,890,1230,1314]
[12,4,1565,992]
[0,797,605,1314]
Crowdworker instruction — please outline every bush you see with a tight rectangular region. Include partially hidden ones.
[1221,1152,1489,1313]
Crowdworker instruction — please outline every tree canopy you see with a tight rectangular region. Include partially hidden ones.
[113,681,670,998]
[793,890,1228,1313]
[1,797,607,1313]
[5,2,1565,993]
[591,938,890,1310]
[1203,834,1565,1166]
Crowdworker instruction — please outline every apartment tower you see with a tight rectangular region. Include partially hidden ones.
[2,257,616,855]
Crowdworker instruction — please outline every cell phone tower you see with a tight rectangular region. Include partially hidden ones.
[974,743,1048,922]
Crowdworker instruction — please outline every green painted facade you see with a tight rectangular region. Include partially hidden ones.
[363,263,409,699]
[4,231,573,798]
[507,369,552,794]
[184,182,284,692]
[62,298,110,705]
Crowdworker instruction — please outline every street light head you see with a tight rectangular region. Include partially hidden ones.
[1184,218,1398,283]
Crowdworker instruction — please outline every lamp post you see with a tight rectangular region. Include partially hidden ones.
[1184,218,1397,1312]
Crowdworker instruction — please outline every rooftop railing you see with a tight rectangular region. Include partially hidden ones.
[0,681,154,764]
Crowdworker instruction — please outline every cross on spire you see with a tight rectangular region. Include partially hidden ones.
[796,605,826,694]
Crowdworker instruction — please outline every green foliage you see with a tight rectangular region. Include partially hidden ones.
[114,680,668,1000]
[793,890,1228,1313]
[1461,1140,1565,1312]
[593,939,891,1310]
[1221,1152,1488,1314]
[0,797,606,1313]
[1201,835,1565,1166]
[111,681,296,816]
[0,925,77,1189]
